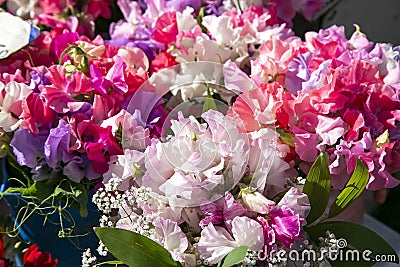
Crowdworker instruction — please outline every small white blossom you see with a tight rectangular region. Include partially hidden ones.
[81,248,97,267]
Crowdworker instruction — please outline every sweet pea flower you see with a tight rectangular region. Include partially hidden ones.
[44,119,74,169]
[152,12,179,45]
[257,207,303,249]
[10,128,47,168]
[198,216,264,264]
[154,217,189,262]
[199,192,247,230]
[141,110,249,208]
[241,189,276,214]
[276,187,310,219]
[248,128,290,191]
[77,121,123,174]
[255,189,309,249]
[21,92,56,134]
[103,149,145,191]
[0,81,32,132]
[85,0,113,19]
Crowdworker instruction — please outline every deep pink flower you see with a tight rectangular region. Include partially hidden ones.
[200,192,247,230]
[258,207,303,249]
[150,52,177,73]
[45,65,94,95]
[39,0,69,15]
[21,93,56,134]
[86,0,113,19]
[50,32,80,63]
[77,121,123,174]
[152,12,178,45]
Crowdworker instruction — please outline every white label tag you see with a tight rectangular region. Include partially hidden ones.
[0,12,40,59]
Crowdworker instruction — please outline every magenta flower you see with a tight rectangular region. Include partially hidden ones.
[199,192,247,230]
[78,121,123,174]
[258,207,303,249]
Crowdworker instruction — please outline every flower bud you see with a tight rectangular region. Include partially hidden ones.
[241,188,275,214]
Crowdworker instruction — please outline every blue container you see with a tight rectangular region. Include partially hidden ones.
[0,159,100,267]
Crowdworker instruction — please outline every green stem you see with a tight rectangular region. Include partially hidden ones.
[94,261,125,266]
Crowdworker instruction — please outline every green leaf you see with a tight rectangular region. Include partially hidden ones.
[276,128,294,147]
[329,159,369,218]
[306,221,399,264]
[303,152,331,224]
[196,7,207,33]
[219,246,248,267]
[95,227,182,267]
[202,84,217,113]
[22,179,59,200]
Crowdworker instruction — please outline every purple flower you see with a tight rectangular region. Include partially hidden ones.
[199,192,247,230]
[165,0,201,11]
[393,46,400,61]
[44,119,74,169]
[10,128,47,168]
[124,89,167,138]
[30,68,50,93]
[31,159,59,182]
[64,155,100,183]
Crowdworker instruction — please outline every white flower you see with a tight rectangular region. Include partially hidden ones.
[154,218,189,262]
[103,149,145,191]
[248,128,290,191]
[6,0,39,19]
[198,216,264,264]
[241,189,275,214]
[141,110,249,208]
[176,7,198,31]
[0,81,31,132]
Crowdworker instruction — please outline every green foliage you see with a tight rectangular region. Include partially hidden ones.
[95,227,182,267]
[303,152,331,224]
[306,221,399,265]
[329,159,369,218]
[218,246,249,267]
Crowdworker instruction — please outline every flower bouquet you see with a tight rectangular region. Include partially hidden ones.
[0,0,399,266]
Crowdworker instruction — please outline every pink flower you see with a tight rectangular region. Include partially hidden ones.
[150,52,177,73]
[154,218,188,262]
[21,93,56,134]
[152,12,178,45]
[198,217,264,264]
[258,207,303,248]
[45,65,94,95]
[292,126,319,162]
[77,121,123,174]
[0,81,32,132]
[199,192,247,230]
[39,0,69,15]
[258,38,298,77]
[86,0,113,19]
